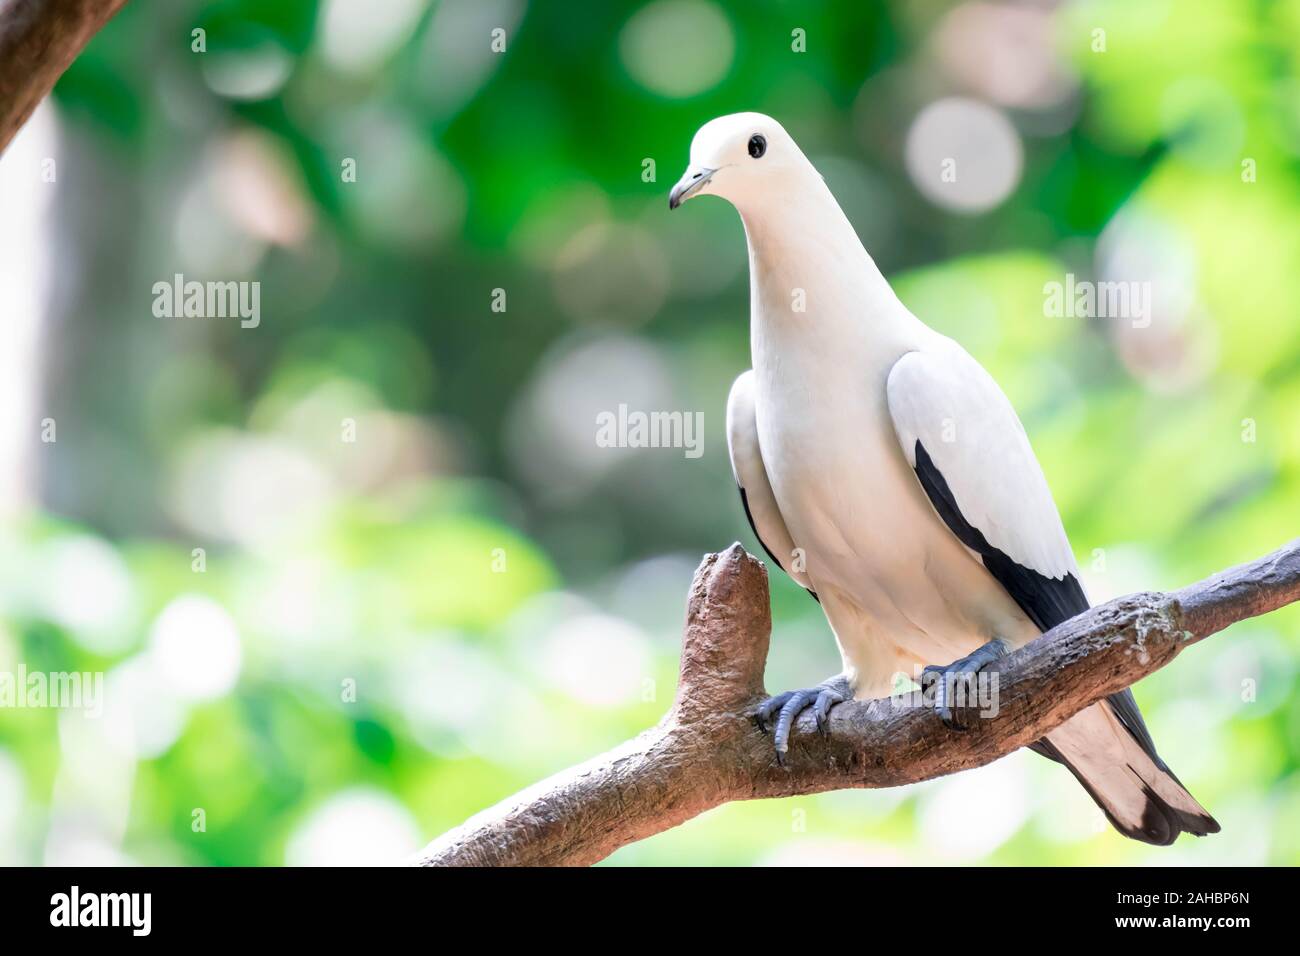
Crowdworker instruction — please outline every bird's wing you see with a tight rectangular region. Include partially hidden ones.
[726,371,817,599]
[886,345,1218,843]
[885,345,1085,631]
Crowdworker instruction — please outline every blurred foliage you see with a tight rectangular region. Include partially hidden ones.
[0,0,1298,865]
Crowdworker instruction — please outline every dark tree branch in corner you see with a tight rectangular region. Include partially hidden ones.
[416,538,1300,866]
[0,0,129,155]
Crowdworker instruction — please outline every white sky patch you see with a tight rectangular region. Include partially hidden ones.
[244,558,340,653]
[390,639,566,772]
[34,536,138,655]
[1146,698,1224,783]
[100,655,189,759]
[1030,754,1108,844]
[393,639,513,744]
[49,699,141,864]
[43,820,134,867]
[0,750,24,865]
[534,612,652,708]
[168,430,336,551]
[286,789,421,866]
[148,595,243,702]
[918,753,1029,860]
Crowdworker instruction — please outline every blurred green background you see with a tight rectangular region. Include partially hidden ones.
[0,0,1298,865]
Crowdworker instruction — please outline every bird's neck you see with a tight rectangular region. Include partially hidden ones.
[739,180,920,364]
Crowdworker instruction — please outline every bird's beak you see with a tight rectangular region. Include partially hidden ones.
[668,165,717,210]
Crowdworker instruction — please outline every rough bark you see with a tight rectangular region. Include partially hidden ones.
[416,538,1300,866]
[0,0,128,155]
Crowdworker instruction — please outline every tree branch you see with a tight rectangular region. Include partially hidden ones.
[0,0,129,155]
[415,539,1300,866]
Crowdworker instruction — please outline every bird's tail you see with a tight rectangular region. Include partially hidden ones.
[1034,698,1219,846]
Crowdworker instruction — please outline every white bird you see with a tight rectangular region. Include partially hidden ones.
[669,112,1218,845]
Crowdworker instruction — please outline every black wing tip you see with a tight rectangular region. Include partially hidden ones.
[914,441,1220,847]
[736,484,820,604]
[911,440,1089,633]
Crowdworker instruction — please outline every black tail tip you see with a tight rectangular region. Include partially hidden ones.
[1120,785,1220,846]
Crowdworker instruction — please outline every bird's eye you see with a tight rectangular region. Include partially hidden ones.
[748,134,767,159]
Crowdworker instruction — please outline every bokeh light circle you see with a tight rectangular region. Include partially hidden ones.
[619,0,734,98]
[905,97,1022,213]
[148,595,243,702]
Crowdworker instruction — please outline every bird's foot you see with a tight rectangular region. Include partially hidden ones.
[754,674,853,766]
[921,637,1010,729]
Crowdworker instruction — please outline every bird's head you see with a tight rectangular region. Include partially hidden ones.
[668,112,813,212]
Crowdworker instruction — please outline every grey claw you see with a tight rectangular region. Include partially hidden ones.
[756,679,850,763]
[813,687,842,738]
[754,690,794,739]
[923,641,1007,730]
